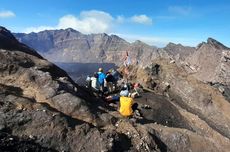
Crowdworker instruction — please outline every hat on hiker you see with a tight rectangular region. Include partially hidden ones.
[121,84,128,90]
[120,89,129,97]
[99,68,103,72]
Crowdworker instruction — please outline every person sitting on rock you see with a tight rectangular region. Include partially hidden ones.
[119,86,139,117]
[120,84,129,96]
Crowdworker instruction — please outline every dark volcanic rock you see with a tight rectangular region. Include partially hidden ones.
[0,132,56,152]
[135,92,192,130]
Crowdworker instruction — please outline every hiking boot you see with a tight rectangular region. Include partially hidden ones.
[129,117,137,123]
[143,104,151,109]
[134,110,141,116]
[133,110,143,119]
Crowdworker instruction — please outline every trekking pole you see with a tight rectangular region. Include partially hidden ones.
[142,87,155,93]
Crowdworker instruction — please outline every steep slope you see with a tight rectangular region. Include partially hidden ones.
[161,38,230,100]
[14,29,127,64]
[0,27,42,58]
[1,26,102,124]
[187,38,230,85]
[121,60,230,151]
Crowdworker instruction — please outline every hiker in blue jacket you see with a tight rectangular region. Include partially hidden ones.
[97,68,106,95]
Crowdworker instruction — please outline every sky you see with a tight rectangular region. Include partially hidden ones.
[0,0,230,47]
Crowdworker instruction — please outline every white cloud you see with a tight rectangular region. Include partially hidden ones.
[0,10,15,18]
[130,15,152,25]
[57,10,114,34]
[168,6,192,16]
[24,10,115,34]
[23,10,153,34]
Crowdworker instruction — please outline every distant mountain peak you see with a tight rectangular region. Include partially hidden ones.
[207,37,229,50]
[110,34,122,39]
[166,42,183,48]
[65,27,76,31]
[133,40,146,45]
[0,26,18,42]
[0,26,42,58]
[0,26,21,50]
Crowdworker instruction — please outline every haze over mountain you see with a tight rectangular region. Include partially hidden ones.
[14,28,159,66]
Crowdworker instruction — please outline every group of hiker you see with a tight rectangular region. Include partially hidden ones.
[86,68,120,94]
[86,66,143,118]
[85,51,144,118]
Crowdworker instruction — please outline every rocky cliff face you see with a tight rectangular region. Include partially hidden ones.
[163,42,196,61]
[14,28,160,66]
[185,38,230,85]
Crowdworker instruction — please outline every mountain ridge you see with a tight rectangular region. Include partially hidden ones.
[13,28,230,87]
[14,28,229,65]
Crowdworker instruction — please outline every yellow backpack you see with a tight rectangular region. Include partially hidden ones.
[119,96,133,116]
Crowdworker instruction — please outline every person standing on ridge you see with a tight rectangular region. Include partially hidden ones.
[111,68,121,91]
[105,71,115,93]
[97,68,106,95]
[124,51,131,82]
[124,51,131,67]
[91,72,99,92]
